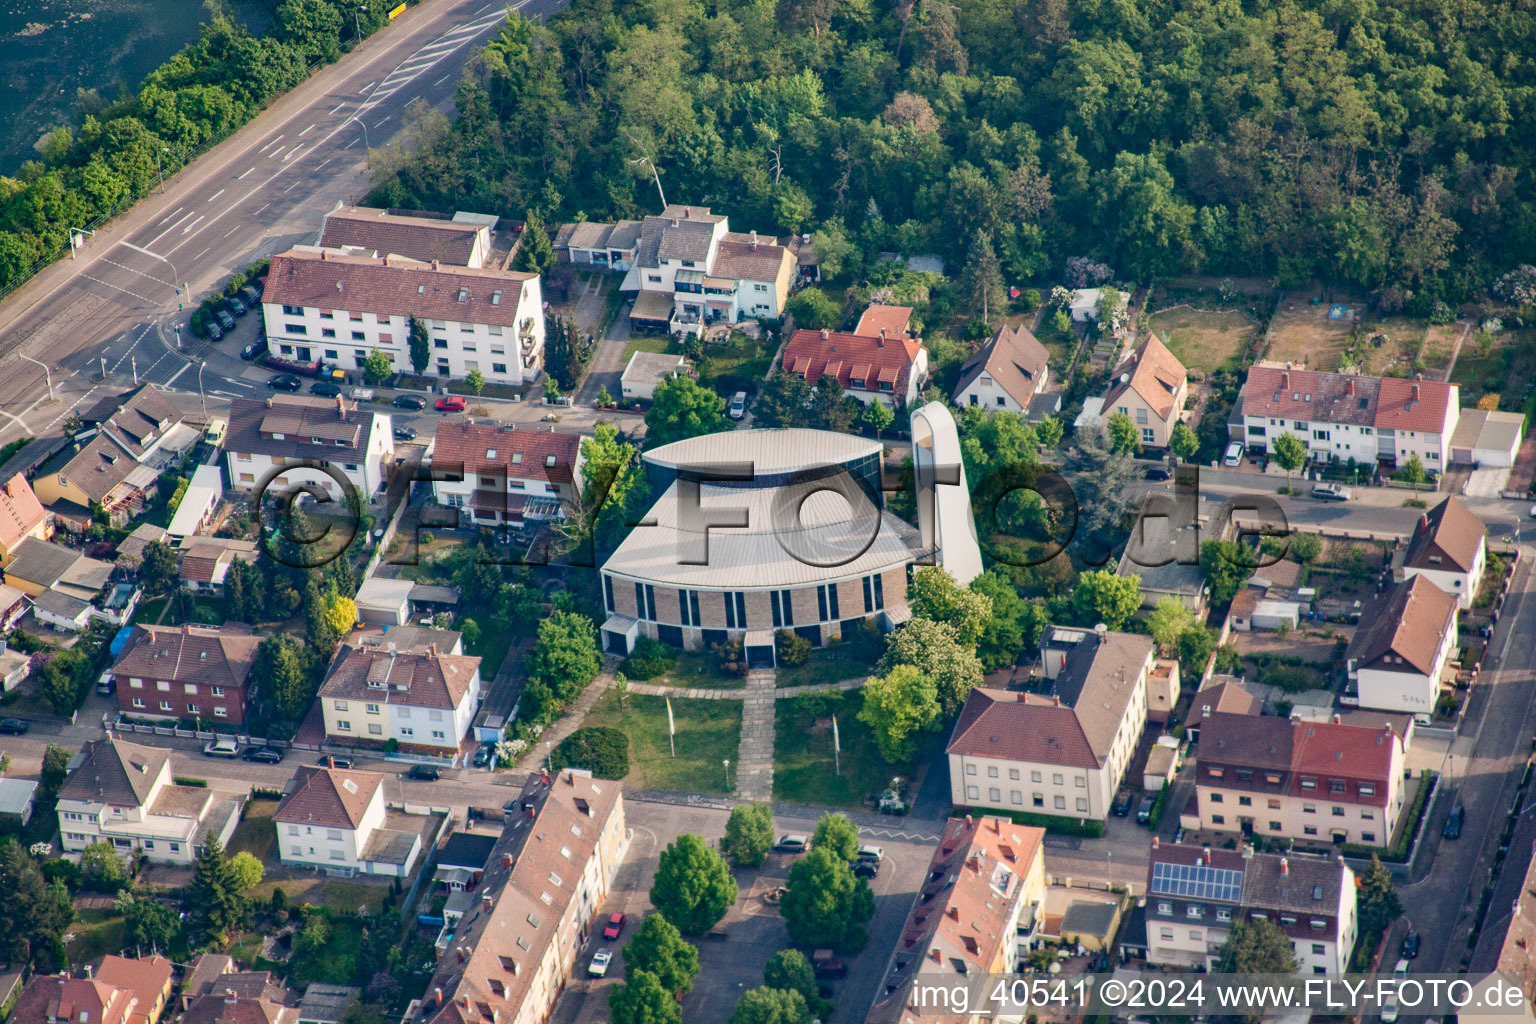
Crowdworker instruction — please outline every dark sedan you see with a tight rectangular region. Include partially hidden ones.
[393,425,418,442]
[310,381,342,398]
[0,718,28,735]
[393,393,426,410]
[267,374,303,392]
[242,747,284,764]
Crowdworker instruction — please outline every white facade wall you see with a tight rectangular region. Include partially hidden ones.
[323,673,482,751]
[951,753,1112,820]
[226,414,392,497]
[1402,550,1484,610]
[263,276,545,385]
[277,787,386,872]
[1244,416,1380,464]
[1352,618,1456,715]
[956,365,1049,414]
[56,761,210,864]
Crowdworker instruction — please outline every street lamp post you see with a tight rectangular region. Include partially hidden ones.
[19,354,54,403]
[156,146,170,191]
[198,361,207,418]
[355,4,368,43]
[723,759,730,792]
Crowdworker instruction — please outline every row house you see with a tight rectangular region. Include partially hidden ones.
[947,626,1155,822]
[57,738,243,863]
[867,816,1046,1023]
[261,247,544,385]
[111,622,262,724]
[1238,363,1460,468]
[1145,842,1357,975]
[429,420,586,528]
[225,394,393,499]
[1193,680,1408,848]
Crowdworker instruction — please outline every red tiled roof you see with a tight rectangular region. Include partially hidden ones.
[854,304,914,338]
[1242,363,1458,435]
[263,249,535,329]
[0,473,46,550]
[319,641,480,710]
[952,324,1050,407]
[274,766,383,830]
[113,624,260,690]
[1346,574,1458,676]
[430,421,582,486]
[1375,376,1457,433]
[97,955,173,1024]
[320,207,483,266]
[11,977,133,1024]
[1404,496,1485,574]
[1104,333,1186,420]
[782,329,924,397]
[947,688,1099,770]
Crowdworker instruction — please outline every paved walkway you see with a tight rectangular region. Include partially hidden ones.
[734,670,777,801]
[576,294,631,405]
[626,677,866,700]
[513,660,617,772]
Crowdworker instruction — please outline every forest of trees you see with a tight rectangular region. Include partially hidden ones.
[0,0,399,292]
[366,0,1536,311]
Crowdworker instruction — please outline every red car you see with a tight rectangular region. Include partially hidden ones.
[435,395,467,412]
[602,912,626,940]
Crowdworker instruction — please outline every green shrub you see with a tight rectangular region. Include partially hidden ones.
[776,630,811,667]
[550,726,630,779]
[1260,664,1316,693]
[620,637,677,680]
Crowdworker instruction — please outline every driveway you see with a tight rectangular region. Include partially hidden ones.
[577,297,632,406]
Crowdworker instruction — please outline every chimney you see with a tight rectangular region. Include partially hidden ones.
[1421,514,1429,528]
[1280,857,1289,875]
[1053,695,1061,707]
[930,947,942,964]
[1411,383,1421,401]
[1333,713,1341,723]
[432,989,444,1008]
[1201,704,1211,718]
[321,250,328,260]
[432,259,440,270]
[947,905,961,921]
[877,328,886,348]
[1242,844,1253,860]
[502,853,514,868]
[224,991,238,1006]
[1345,379,1354,396]
[266,397,274,409]
[670,218,679,227]
[750,230,758,249]
[821,328,830,340]
[1151,836,1159,849]
[482,894,493,909]
[431,643,438,657]
[382,255,389,266]
[337,394,347,421]
[991,817,1001,834]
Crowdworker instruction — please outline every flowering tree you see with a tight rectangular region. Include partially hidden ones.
[1063,257,1113,288]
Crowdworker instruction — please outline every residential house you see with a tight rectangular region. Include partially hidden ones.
[274,765,422,877]
[1101,333,1188,448]
[9,976,135,1024]
[0,583,27,631]
[225,394,393,498]
[116,523,168,565]
[165,464,224,540]
[181,971,296,1024]
[1193,685,1407,848]
[261,247,544,385]
[96,955,175,1024]
[854,304,915,339]
[1238,363,1461,469]
[1397,496,1486,609]
[318,635,482,753]
[354,577,413,626]
[56,737,243,863]
[952,324,1051,413]
[780,327,929,408]
[178,537,260,595]
[111,623,261,724]
[319,206,492,268]
[696,231,795,322]
[0,639,30,690]
[178,957,292,1012]
[2,537,111,598]
[867,816,1046,1024]
[1144,842,1357,975]
[1344,575,1459,717]
[0,473,49,562]
[619,351,690,402]
[412,770,628,1024]
[947,626,1154,821]
[430,420,585,529]
[432,830,500,892]
[32,387,197,524]
[34,589,93,632]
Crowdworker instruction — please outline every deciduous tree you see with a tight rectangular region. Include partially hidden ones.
[784,288,840,330]
[811,813,861,862]
[609,970,680,1024]
[728,987,812,1024]
[622,913,700,997]
[722,803,775,868]
[644,374,730,448]
[857,665,939,763]
[1071,569,1142,630]
[1272,432,1307,491]
[1105,411,1140,454]
[877,617,983,715]
[649,834,738,936]
[780,847,874,951]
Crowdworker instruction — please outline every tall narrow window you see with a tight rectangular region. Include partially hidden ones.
[603,576,615,613]
[780,589,793,626]
[771,591,783,627]
[735,592,747,627]
[634,582,647,620]
[827,584,839,620]
[817,585,829,622]
[873,574,884,611]
[862,576,874,614]
[725,592,737,629]
[689,590,702,626]
[679,589,693,627]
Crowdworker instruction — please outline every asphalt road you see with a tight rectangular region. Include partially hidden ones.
[0,0,560,443]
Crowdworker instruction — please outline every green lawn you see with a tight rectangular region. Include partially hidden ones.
[775,631,881,689]
[773,689,913,810]
[646,649,750,690]
[1146,305,1257,373]
[67,907,125,963]
[622,334,681,364]
[228,798,280,861]
[171,595,228,626]
[581,691,741,795]
[696,334,773,394]
[287,914,366,986]
[130,596,169,625]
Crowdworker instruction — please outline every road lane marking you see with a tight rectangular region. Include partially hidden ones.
[208,189,225,202]
[315,158,332,171]
[79,273,160,304]
[259,134,284,151]
[237,167,254,180]
[156,206,184,226]
[181,214,205,234]
[358,81,375,92]
[284,146,303,162]
[373,116,391,129]
[434,73,452,86]
[269,146,286,159]
[285,181,301,192]
[144,210,195,246]
[163,363,192,388]
[299,123,316,136]
[224,226,241,238]
[344,139,358,149]
[329,102,348,115]
[253,203,269,216]
[96,257,174,289]
[195,247,211,259]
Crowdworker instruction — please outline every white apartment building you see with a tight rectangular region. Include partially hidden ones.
[261,247,545,385]
[225,395,393,498]
[947,627,1153,821]
[274,765,422,877]
[318,636,482,755]
[1239,364,1461,468]
[57,738,242,864]
[1345,574,1459,717]
[1145,843,1357,975]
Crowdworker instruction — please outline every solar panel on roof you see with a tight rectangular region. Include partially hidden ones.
[1150,861,1243,902]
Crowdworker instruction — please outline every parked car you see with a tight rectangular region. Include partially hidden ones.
[1144,465,1171,481]
[436,395,467,412]
[1400,931,1420,959]
[0,718,29,735]
[241,339,267,361]
[203,737,239,758]
[204,321,224,341]
[267,373,303,392]
[1311,483,1352,501]
[407,764,441,781]
[95,671,115,695]
[318,755,354,769]
[1380,993,1399,1024]
[1136,795,1156,824]
[215,308,236,331]
[852,860,879,879]
[729,390,748,420]
[393,426,418,442]
[602,913,626,940]
[243,747,284,764]
[1223,442,1244,467]
[1111,791,1134,817]
[774,834,810,853]
[239,285,262,305]
[394,393,426,410]
[349,387,376,402]
[588,949,612,977]
[310,381,342,398]
[856,845,883,864]
[1443,804,1464,839]
[472,744,494,768]
[812,951,847,979]
[226,295,248,316]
